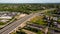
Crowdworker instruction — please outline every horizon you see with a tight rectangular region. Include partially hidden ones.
[0,0,60,3]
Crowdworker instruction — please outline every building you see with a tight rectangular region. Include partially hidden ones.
[0,16,12,19]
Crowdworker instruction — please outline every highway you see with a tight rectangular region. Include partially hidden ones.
[0,13,35,34]
[0,8,56,34]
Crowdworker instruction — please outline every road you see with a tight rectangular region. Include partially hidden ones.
[49,29,60,34]
[0,13,35,34]
[22,29,36,34]
[0,8,56,34]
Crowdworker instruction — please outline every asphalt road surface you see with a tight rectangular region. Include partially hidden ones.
[0,13,35,34]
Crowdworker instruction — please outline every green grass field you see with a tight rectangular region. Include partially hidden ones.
[30,16,47,26]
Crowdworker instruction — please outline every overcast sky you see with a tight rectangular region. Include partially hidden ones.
[0,0,60,3]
